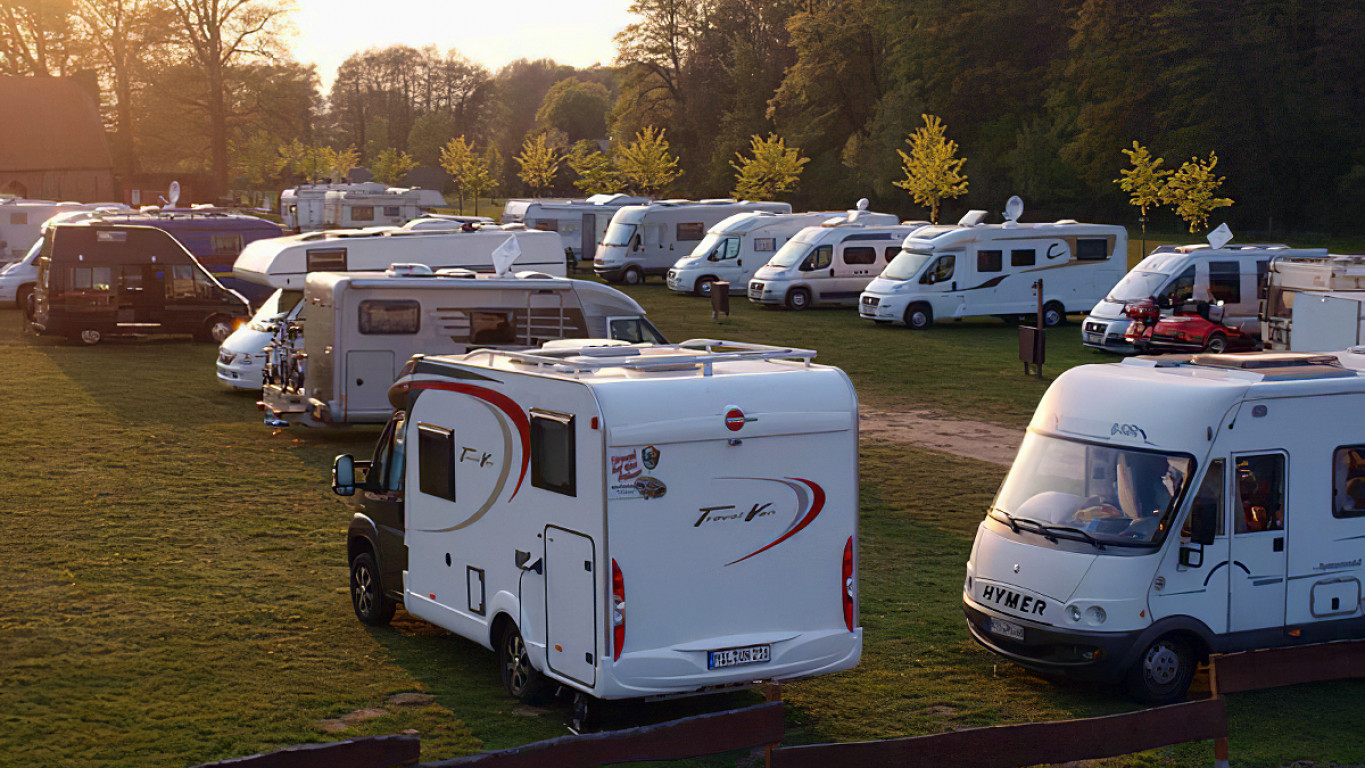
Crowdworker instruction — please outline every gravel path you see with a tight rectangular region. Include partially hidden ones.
[859,405,1023,466]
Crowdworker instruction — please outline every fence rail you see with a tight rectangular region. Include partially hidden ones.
[190,734,420,768]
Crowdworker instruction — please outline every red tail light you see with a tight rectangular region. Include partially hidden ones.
[612,558,625,661]
[842,537,856,632]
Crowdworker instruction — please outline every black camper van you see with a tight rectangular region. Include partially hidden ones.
[30,224,250,345]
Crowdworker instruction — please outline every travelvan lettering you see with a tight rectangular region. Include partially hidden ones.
[696,502,779,527]
[980,584,1046,615]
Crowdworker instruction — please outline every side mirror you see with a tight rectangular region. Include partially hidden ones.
[332,454,356,496]
[1179,545,1204,568]
[1189,503,1216,546]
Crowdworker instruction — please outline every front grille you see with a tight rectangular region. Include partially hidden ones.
[748,283,763,299]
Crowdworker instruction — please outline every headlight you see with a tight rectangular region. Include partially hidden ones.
[1068,605,1082,622]
[1086,606,1107,625]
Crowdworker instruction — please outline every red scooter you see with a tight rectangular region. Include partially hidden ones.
[1123,298,1259,354]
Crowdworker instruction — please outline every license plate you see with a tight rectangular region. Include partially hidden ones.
[708,644,771,670]
[987,617,1025,642]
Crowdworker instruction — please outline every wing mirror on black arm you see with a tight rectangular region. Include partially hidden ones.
[333,454,356,496]
[1188,501,1217,546]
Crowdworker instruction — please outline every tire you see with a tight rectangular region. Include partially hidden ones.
[694,276,716,297]
[196,314,234,343]
[622,266,644,285]
[16,284,33,316]
[74,329,102,346]
[1042,302,1066,328]
[499,623,549,703]
[1204,332,1228,353]
[785,287,812,311]
[905,303,933,330]
[349,552,395,626]
[1124,634,1196,705]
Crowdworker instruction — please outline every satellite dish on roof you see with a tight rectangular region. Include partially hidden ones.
[856,198,869,211]
[168,181,181,207]
[491,235,522,276]
[1004,195,1024,223]
[1207,222,1233,250]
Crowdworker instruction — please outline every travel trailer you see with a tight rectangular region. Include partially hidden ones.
[29,222,250,345]
[1262,253,1365,351]
[0,199,130,262]
[593,200,792,284]
[258,268,667,427]
[747,220,924,310]
[280,183,446,231]
[667,203,900,297]
[963,349,1365,704]
[501,194,649,261]
[858,202,1127,329]
[1083,243,1327,353]
[331,339,862,717]
[218,229,565,390]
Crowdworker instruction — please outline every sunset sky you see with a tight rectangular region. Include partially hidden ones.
[288,0,635,88]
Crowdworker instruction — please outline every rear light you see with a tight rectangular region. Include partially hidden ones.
[842,537,855,632]
[612,558,625,660]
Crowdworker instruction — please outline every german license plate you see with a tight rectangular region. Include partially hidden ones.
[987,617,1025,642]
[708,644,771,670]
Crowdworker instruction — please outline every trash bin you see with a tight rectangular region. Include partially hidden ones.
[711,281,730,319]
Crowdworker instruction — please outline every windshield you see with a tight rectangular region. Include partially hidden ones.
[1107,270,1173,302]
[602,221,637,247]
[690,232,724,259]
[2,239,42,273]
[768,238,811,268]
[247,289,303,331]
[989,432,1193,549]
[882,249,935,281]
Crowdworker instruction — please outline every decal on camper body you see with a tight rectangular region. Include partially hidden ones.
[720,476,826,566]
[405,379,530,500]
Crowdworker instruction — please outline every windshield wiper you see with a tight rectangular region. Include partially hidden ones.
[989,507,1020,533]
[990,509,1059,542]
[1041,524,1107,550]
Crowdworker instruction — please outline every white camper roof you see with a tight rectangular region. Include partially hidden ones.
[903,219,1125,248]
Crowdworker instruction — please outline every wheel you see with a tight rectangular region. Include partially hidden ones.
[622,266,643,285]
[1124,634,1196,704]
[570,692,592,732]
[196,315,234,343]
[74,329,102,345]
[1203,332,1228,353]
[694,276,716,297]
[16,284,33,316]
[1042,302,1066,328]
[499,623,549,703]
[785,287,812,311]
[904,303,933,330]
[349,552,395,626]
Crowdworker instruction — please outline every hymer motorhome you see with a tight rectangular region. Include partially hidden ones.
[332,339,861,721]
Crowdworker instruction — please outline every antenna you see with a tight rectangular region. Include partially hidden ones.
[1004,196,1024,223]
[168,180,181,207]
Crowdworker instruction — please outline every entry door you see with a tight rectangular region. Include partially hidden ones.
[831,244,878,304]
[344,350,395,417]
[1228,452,1288,632]
[545,525,597,686]
[580,213,596,261]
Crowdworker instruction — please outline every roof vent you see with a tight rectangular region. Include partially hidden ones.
[387,263,434,277]
[958,210,987,227]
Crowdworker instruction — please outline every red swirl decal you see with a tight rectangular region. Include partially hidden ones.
[403,380,530,500]
[727,477,825,565]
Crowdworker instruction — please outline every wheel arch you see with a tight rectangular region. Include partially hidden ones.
[1119,614,1216,672]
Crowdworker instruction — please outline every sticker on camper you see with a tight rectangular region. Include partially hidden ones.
[609,449,645,499]
[642,445,660,470]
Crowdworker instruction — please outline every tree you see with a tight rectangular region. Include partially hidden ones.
[1161,151,1233,233]
[370,147,417,185]
[730,133,808,201]
[439,135,476,211]
[407,110,454,166]
[515,133,561,196]
[894,114,968,223]
[275,138,327,182]
[75,0,170,175]
[0,0,85,76]
[1115,141,1172,252]
[322,145,359,183]
[535,78,610,143]
[567,139,620,195]
[616,126,681,196]
[465,145,500,216]
[231,129,281,199]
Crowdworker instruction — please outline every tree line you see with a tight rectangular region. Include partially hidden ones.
[5,0,1363,233]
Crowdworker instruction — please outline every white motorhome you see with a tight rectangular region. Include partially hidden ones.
[0,199,130,262]
[594,200,792,284]
[963,349,1365,704]
[858,206,1127,329]
[280,183,446,231]
[501,194,649,261]
[1261,254,1365,351]
[667,203,901,297]
[1083,244,1328,353]
[331,339,862,716]
[218,228,566,389]
[747,219,924,311]
[258,269,667,427]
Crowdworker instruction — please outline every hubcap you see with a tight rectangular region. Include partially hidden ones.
[212,322,233,342]
[353,565,374,615]
[506,633,530,694]
[80,330,100,344]
[1145,642,1181,685]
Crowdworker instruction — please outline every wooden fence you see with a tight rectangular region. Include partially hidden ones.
[195,638,1365,768]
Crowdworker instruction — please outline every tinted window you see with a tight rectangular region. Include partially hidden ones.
[1235,454,1285,533]
[532,219,559,232]
[1209,260,1240,303]
[351,206,375,222]
[801,245,833,271]
[470,311,514,344]
[978,250,1002,272]
[1011,249,1035,267]
[676,222,705,241]
[306,247,347,272]
[210,234,244,256]
[359,300,421,334]
[383,206,400,217]
[920,254,955,284]
[754,237,776,252]
[1076,238,1109,260]
[1333,447,1365,519]
[531,411,576,496]
[609,317,667,344]
[844,246,876,265]
[884,247,900,263]
[417,423,455,501]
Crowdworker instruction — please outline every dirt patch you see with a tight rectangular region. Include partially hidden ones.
[860,405,1022,466]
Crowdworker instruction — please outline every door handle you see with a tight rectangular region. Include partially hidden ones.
[1273,537,1284,552]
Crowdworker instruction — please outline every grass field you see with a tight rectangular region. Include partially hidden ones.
[3,263,1364,768]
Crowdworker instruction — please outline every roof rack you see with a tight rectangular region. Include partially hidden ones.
[465,339,817,376]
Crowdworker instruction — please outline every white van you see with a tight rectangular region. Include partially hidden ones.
[218,228,565,389]
[1262,254,1365,351]
[859,213,1127,329]
[1083,244,1327,353]
[501,194,649,261]
[280,183,446,231]
[594,200,792,284]
[963,349,1365,704]
[258,269,667,427]
[0,199,130,262]
[667,203,900,297]
[331,339,861,715]
[747,221,923,310]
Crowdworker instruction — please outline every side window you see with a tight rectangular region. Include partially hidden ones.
[470,311,515,345]
[978,250,1002,272]
[351,206,376,222]
[191,267,218,298]
[754,237,776,253]
[1333,447,1365,519]
[1235,454,1285,533]
[676,222,705,241]
[1161,265,1196,307]
[609,316,666,344]
[722,237,740,260]
[418,423,455,501]
[118,265,144,296]
[1209,260,1241,304]
[359,300,421,334]
[1187,458,1226,538]
[369,413,406,492]
[1076,238,1109,261]
[920,254,955,284]
[210,233,244,256]
[801,245,833,271]
[884,247,901,263]
[531,410,576,497]
[383,206,401,217]
[1256,260,1269,299]
[167,265,196,300]
[306,247,347,272]
[10,212,27,225]
[844,246,876,265]
[532,219,559,232]
[1011,249,1035,267]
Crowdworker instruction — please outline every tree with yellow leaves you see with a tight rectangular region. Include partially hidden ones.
[1161,152,1233,233]
[515,134,562,196]
[894,115,968,223]
[616,127,681,197]
[1115,141,1171,253]
[731,134,809,201]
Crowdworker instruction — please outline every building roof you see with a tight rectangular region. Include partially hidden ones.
[0,76,113,172]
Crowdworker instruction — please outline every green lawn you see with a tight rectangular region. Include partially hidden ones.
[3,294,1363,768]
